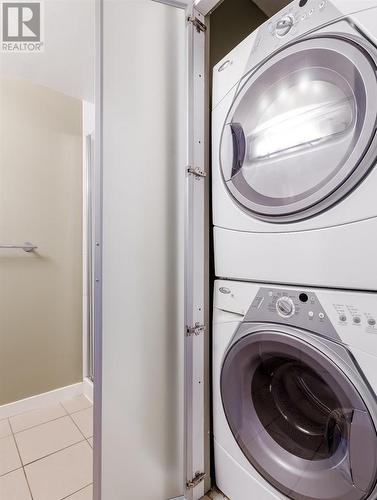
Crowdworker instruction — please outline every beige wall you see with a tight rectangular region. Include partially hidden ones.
[0,77,83,406]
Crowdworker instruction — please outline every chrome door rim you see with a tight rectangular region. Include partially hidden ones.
[220,324,377,500]
[219,33,377,223]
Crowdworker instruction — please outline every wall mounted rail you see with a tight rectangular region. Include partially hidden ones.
[0,243,37,253]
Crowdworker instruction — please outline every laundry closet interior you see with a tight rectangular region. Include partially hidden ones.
[181,0,377,499]
[3,0,376,499]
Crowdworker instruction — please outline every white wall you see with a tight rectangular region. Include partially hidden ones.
[0,0,95,102]
[102,1,186,499]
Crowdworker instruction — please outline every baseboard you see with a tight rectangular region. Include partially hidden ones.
[83,377,93,403]
[0,382,85,419]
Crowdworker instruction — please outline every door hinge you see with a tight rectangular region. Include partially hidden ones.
[187,16,207,33]
[186,323,206,337]
[186,472,206,489]
[187,166,207,178]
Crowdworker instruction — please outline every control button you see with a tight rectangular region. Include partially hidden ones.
[353,316,361,324]
[299,0,308,6]
[299,293,309,303]
[301,14,307,20]
[308,311,314,318]
[275,15,295,37]
[309,8,314,15]
[319,312,325,320]
[339,314,347,322]
[276,297,295,318]
[368,318,376,326]
[319,1,325,9]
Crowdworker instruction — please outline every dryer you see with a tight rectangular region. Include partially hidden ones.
[213,279,377,500]
[212,0,377,290]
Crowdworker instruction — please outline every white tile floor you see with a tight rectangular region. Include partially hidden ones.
[0,394,93,500]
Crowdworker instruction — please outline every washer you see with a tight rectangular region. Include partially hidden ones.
[213,280,377,500]
[212,0,377,290]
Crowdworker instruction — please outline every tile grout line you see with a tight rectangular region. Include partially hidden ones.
[0,464,23,479]
[23,438,88,467]
[0,417,12,442]
[4,404,64,421]
[22,466,35,500]
[59,396,92,414]
[14,403,87,466]
[9,400,92,441]
[11,413,70,436]
[4,395,92,423]
[2,398,92,497]
[8,398,92,436]
[9,421,34,500]
[60,482,93,500]
[64,404,93,442]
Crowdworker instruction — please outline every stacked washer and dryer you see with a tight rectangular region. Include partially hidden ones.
[211,1,377,499]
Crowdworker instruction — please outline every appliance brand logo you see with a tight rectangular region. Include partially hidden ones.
[2,1,44,52]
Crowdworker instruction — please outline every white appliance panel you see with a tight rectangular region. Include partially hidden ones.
[212,4,377,287]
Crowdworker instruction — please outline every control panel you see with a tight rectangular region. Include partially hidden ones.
[246,287,340,342]
[270,0,328,39]
[333,303,377,331]
[246,287,377,333]
[216,280,377,355]
[251,0,341,58]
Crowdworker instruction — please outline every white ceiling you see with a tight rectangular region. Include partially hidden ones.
[0,0,95,102]
[0,0,289,101]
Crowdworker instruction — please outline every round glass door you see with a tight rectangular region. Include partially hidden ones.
[221,330,377,500]
[220,36,377,222]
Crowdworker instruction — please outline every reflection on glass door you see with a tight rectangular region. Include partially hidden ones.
[86,133,94,382]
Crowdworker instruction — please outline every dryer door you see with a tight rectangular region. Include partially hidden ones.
[221,329,377,500]
[220,35,377,222]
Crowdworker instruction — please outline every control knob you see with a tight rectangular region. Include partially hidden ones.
[275,15,295,37]
[276,297,295,318]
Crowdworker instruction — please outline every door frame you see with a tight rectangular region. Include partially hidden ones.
[153,0,220,14]
[194,0,220,16]
[184,2,208,499]
[96,0,221,498]
[183,3,224,498]
[153,0,218,498]
[93,0,103,499]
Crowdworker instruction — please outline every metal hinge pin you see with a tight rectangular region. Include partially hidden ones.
[187,16,207,33]
[186,323,206,337]
[186,471,206,489]
[187,166,207,178]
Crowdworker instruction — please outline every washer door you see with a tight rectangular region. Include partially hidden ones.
[220,36,377,222]
[221,329,377,500]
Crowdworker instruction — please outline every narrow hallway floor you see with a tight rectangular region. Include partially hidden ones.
[0,394,93,500]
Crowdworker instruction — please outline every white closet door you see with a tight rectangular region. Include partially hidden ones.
[101,1,186,499]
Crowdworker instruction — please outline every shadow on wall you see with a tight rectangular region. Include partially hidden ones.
[210,0,268,68]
